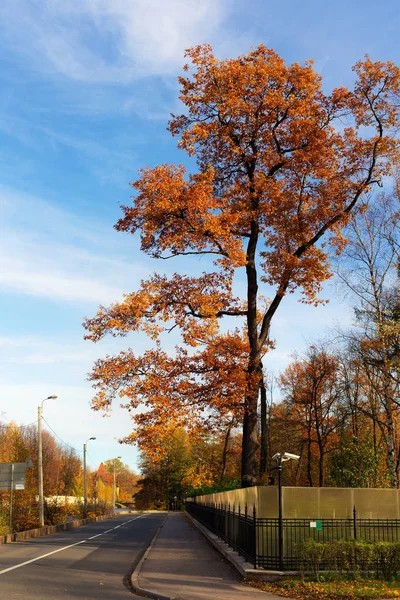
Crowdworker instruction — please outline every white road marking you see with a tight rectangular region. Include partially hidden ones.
[120,517,139,526]
[0,540,87,575]
[0,515,145,576]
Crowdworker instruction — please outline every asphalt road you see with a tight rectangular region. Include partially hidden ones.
[0,512,166,599]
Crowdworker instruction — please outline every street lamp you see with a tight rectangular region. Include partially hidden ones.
[112,457,122,512]
[83,437,96,518]
[272,452,300,571]
[38,395,58,527]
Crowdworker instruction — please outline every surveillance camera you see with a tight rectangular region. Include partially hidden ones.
[282,452,300,461]
[271,453,281,461]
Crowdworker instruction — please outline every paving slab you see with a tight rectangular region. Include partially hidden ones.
[138,512,289,600]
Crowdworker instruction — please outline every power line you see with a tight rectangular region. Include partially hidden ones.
[1,418,96,467]
[86,450,98,470]
[42,417,82,456]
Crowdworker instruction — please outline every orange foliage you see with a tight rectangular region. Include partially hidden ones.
[84,45,400,486]
[89,330,249,456]
[279,349,342,486]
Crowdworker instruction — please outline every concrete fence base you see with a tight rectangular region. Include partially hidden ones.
[0,514,113,544]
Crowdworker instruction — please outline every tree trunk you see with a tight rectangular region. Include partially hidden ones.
[241,362,260,487]
[307,431,313,487]
[220,422,233,482]
[259,375,268,477]
[242,205,261,488]
[319,451,324,487]
[386,402,397,487]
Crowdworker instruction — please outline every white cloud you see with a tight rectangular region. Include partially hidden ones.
[0,186,150,304]
[0,334,150,367]
[0,0,229,83]
[0,256,122,304]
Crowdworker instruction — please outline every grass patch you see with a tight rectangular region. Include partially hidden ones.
[245,578,400,599]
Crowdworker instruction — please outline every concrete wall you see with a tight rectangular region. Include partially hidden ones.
[191,486,400,519]
[190,486,278,517]
[45,495,83,505]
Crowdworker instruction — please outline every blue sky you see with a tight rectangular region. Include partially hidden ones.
[0,0,398,472]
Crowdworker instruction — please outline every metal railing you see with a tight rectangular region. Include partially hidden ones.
[186,501,400,571]
[185,501,257,567]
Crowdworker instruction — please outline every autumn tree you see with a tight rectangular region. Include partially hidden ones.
[103,458,138,503]
[0,421,86,530]
[336,190,400,485]
[134,424,241,509]
[84,45,400,487]
[88,328,247,465]
[279,347,343,486]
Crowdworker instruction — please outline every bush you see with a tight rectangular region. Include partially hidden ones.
[188,480,241,497]
[86,500,112,517]
[13,513,40,532]
[374,542,400,579]
[354,541,375,574]
[0,512,8,535]
[297,539,400,580]
[298,539,325,581]
[11,499,40,532]
[324,540,356,575]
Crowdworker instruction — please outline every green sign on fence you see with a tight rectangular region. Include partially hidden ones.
[316,520,323,531]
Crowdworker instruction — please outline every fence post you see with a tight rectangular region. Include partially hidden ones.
[233,503,236,549]
[278,464,284,572]
[353,505,357,540]
[228,503,231,545]
[244,503,248,564]
[213,502,215,534]
[253,504,257,569]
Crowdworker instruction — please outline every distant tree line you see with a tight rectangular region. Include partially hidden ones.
[0,421,138,533]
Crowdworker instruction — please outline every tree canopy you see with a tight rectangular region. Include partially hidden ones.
[85,45,400,487]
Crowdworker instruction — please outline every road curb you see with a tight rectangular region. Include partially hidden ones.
[130,513,174,600]
[0,513,119,545]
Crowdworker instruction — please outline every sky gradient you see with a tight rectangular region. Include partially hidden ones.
[1,0,399,471]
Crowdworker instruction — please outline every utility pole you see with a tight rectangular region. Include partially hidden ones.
[271,452,300,572]
[38,395,57,527]
[112,457,122,512]
[83,437,96,518]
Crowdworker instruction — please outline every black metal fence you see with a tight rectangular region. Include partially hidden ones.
[186,501,257,567]
[186,501,400,571]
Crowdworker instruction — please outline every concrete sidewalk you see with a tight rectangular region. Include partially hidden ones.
[136,512,287,600]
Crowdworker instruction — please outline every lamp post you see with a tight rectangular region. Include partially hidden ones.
[38,395,58,527]
[112,457,122,512]
[272,452,300,571]
[83,437,96,518]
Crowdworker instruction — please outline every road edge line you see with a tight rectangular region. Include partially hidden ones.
[0,512,126,545]
[130,513,173,600]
